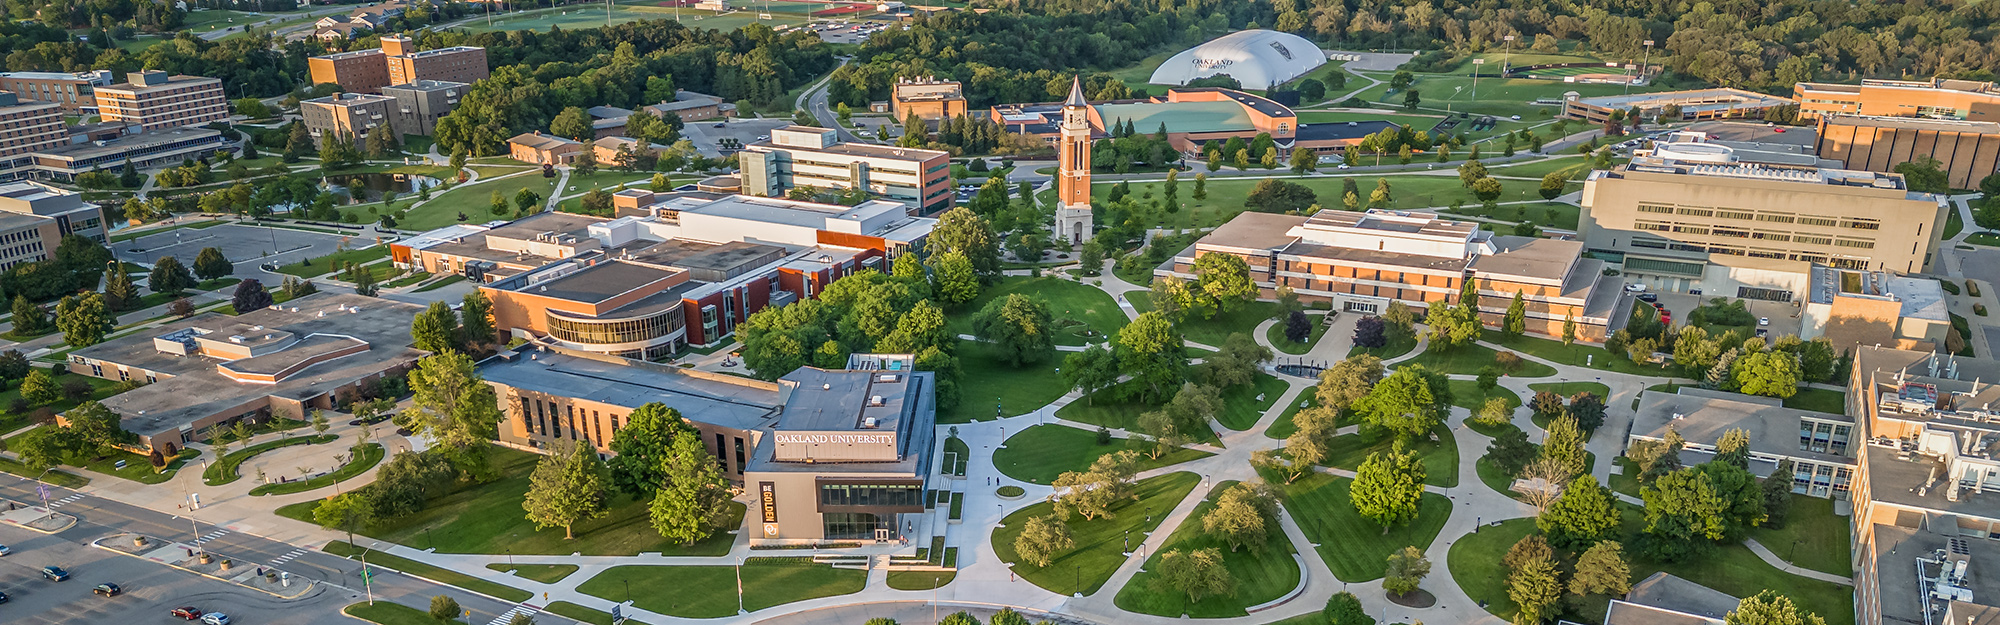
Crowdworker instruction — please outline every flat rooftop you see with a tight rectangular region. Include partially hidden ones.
[1807,266,1949,322]
[1308,209,1479,239]
[1621,573,1740,623]
[1468,236,1582,282]
[1193,212,1303,250]
[483,211,604,242]
[1575,88,1793,113]
[1866,445,2000,518]
[1631,387,1854,467]
[773,368,907,433]
[35,128,222,162]
[1871,523,2000,625]
[524,260,680,305]
[1171,87,1295,119]
[1094,101,1256,134]
[481,350,780,431]
[399,46,483,59]
[1295,119,1399,142]
[1600,159,1914,193]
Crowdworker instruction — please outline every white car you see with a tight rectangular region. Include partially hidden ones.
[0,544,10,556]
[1510,115,1522,120]
[1336,163,1351,169]
[1623,283,1647,293]
[201,613,231,625]
[1758,317,1770,326]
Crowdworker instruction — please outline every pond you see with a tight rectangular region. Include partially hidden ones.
[322,173,441,204]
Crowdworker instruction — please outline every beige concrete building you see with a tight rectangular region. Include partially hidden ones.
[738,126,953,213]
[1815,115,2000,190]
[1578,146,1948,298]
[0,70,112,114]
[890,77,966,121]
[0,181,103,269]
[94,71,228,131]
[0,92,69,176]
[1802,267,1950,353]
[1795,77,2000,122]
[485,348,936,544]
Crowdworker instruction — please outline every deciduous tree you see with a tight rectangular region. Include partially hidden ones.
[1013,514,1074,567]
[148,256,195,296]
[1117,312,1185,402]
[1353,364,1452,439]
[54,292,112,347]
[1382,546,1430,595]
[411,301,462,353]
[1154,548,1234,603]
[650,430,732,545]
[1351,445,1425,529]
[231,279,274,314]
[1726,591,1830,625]
[1570,540,1633,598]
[522,440,610,540]
[1540,475,1618,548]
[1202,482,1278,552]
[972,294,1054,366]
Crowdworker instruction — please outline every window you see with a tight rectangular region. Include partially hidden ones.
[715,432,728,471]
[1715,210,1755,221]
[1676,208,1715,217]
[819,483,925,508]
[1794,235,1833,245]
[1797,216,1838,227]
[1841,219,1881,230]
[821,512,892,540]
[735,437,746,474]
[1637,203,1674,214]
[1834,238,1876,249]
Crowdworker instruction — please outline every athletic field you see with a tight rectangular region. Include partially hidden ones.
[459,0,834,33]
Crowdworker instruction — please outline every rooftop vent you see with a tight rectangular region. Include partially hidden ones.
[868,395,884,407]
[229,335,245,343]
[877,373,899,383]
[822,383,832,390]
[862,416,879,428]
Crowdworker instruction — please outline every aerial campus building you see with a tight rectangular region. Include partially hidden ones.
[988,85,1397,158]
[737,126,953,214]
[485,348,936,544]
[307,36,488,95]
[1163,208,1623,341]
[1562,88,1794,123]
[1795,77,2000,122]
[1147,29,1326,91]
[1814,115,2000,190]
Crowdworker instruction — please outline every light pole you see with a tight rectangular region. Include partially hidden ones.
[736,556,745,614]
[1629,40,1655,96]
[1502,35,1515,74]
[1472,58,1486,102]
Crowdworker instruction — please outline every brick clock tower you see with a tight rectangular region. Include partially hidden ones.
[1055,76,1094,246]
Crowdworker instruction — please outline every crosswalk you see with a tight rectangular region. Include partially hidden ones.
[193,529,230,545]
[268,548,308,565]
[45,494,84,508]
[486,605,538,625]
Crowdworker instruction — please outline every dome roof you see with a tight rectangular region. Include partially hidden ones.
[1148,30,1327,90]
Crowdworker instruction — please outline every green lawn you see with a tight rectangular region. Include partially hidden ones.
[1747,494,1853,578]
[1487,156,1598,182]
[1358,71,1674,122]
[1321,424,1459,488]
[1482,330,1687,378]
[993,424,1212,485]
[390,172,559,231]
[1215,373,1290,431]
[1446,516,1537,621]
[1446,379,1522,413]
[1783,388,1846,415]
[1527,381,1611,400]
[944,339,1070,424]
[344,601,466,625]
[325,541,531,602]
[0,373,125,435]
[1259,467,1452,583]
[1266,312,1327,355]
[109,219,225,243]
[577,558,865,618]
[281,446,744,557]
[250,442,384,496]
[947,276,1127,347]
[1405,342,1556,377]
[1114,481,1302,617]
[1163,298,1280,350]
[1349,328,1418,360]
[276,245,390,279]
[1609,457,1643,499]
[1263,393,1321,440]
[1054,381,1218,444]
[485,563,579,584]
[544,602,617,625]
[942,436,969,476]
[203,435,334,486]
[991,472,1201,596]
[1107,50,1177,92]
[1947,206,1966,239]
[886,570,957,591]
[1106,174,1577,232]
[80,446,196,484]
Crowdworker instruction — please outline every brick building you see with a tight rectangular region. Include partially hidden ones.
[1815,115,2000,190]
[0,70,112,114]
[1795,78,2000,122]
[890,77,966,121]
[93,71,228,131]
[308,37,487,95]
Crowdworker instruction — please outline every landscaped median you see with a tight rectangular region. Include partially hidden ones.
[993,424,1212,485]
[323,541,532,602]
[344,601,467,625]
[203,435,335,486]
[574,558,866,618]
[250,443,383,496]
[1113,481,1302,617]
[992,472,1202,596]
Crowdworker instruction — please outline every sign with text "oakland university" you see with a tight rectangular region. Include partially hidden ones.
[774,433,895,445]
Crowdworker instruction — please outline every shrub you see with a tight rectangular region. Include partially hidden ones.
[1941,280,1961,295]
[1974,281,1985,298]
[1979,304,1989,317]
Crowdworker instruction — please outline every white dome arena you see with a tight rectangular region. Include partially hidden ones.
[1149,30,1327,90]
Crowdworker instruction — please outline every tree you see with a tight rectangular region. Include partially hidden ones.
[1060,345,1120,403]
[231,279,274,315]
[930,250,979,306]
[1191,253,1258,318]
[1402,89,1422,109]
[972,294,1054,367]
[1154,548,1234,603]
[103,267,141,312]
[1503,292,1527,337]
[1202,482,1277,552]
[1726,591,1830,625]
[460,290,495,347]
[1289,147,1316,174]
[1353,364,1452,439]
[1243,178,1319,213]
[1762,459,1795,529]
[1458,159,1488,187]
[1713,427,1753,469]
[1471,176,1504,201]
[1540,171,1568,200]
[1351,446,1425,529]
[1540,475,1618,547]
[313,491,374,545]
[929,208,1002,283]
[191,247,232,281]
[1540,415,1589,480]
[1565,392,1607,433]
[606,403,692,497]
[430,595,462,623]
[365,125,400,158]
[650,430,732,545]
[1639,467,1731,561]
[9,295,45,336]
[1052,451,1140,521]
[1352,315,1386,348]
[1200,333,1271,390]
[522,440,610,540]
[148,256,196,296]
[1382,546,1430,595]
[550,107,592,141]
[1562,313,1577,346]
[1893,157,1950,194]
[514,188,543,213]
[572,145,599,176]
[1423,300,1481,351]
[1570,540,1632,598]
[0,350,29,381]
[1506,537,1564,624]
[55,292,113,347]
[1117,312,1186,402]
[1013,514,1074,567]
[1284,311,1311,344]
[1325,591,1369,625]
[411,301,462,353]
[119,158,141,188]
[407,352,503,477]
[1735,350,1801,398]
[1193,173,1207,200]
[1484,427,1538,476]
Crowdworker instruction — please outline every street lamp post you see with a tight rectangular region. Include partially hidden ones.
[736,556,745,614]
[1629,40,1655,96]
[1472,58,1486,101]
[1502,35,1515,74]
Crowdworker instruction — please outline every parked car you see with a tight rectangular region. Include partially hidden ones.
[712,123,725,128]
[202,613,233,625]
[1623,283,1647,293]
[0,590,9,603]
[93,583,120,597]
[172,607,205,620]
[1759,317,1770,326]
[0,543,11,556]
[1636,293,1658,303]
[41,565,68,581]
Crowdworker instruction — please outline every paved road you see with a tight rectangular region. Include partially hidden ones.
[0,477,533,625]
[799,57,858,143]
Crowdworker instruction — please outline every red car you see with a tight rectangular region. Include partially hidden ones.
[171,607,203,620]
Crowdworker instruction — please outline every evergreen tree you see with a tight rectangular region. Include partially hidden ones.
[148,256,195,296]
[103,268,140,312]
[192,247,232,281]
[230,279,274,314]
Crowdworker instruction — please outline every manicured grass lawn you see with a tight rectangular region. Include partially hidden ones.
[393,173,559,231]
[992,472,1201,596]
[1446,516,1537,621]
[544,602,616,625]
[1106,50,1176,92]
[1215,373,1290,431]
[344,601,466,625]
[1947,206,1966,239]
[1266,312,1327,355]
[276,245,390,278]
[1527,381,1611,399]
[250,442,383,495]
[415,275,468,292]
[1106,174,1571,231]
[1054,381,1218,443]
[886,570,957,590]
[283,447,744,557]
[203,435,333,486]
[0,455,87,487]
[80,446,196,484]
[578,559,865,618]
[1446,379,1522,412]
[1482,329,1688,378]
[325,541,531,602]
[1783,388,1846,415]
[1747,494,1853,578]
[485,563,579,584]
[1405,342,1555,377]
[1349,328,1418,360]
[944,339,1070,424]
[1487,156,1597,182]
[197,277,241,291]
[942,436,969,476]
[1321,424,1459,488]
[993,424,1212,485]
[109,219,225,243]
[1608,457,1643,499]
[1114,481,1301,617]
[1173,301,1282,350]
[1259,467,1452,583]
[946,276,1127,346]
[1262,393,1323,440]
[0,373,125,435]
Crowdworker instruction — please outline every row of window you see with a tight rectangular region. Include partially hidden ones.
[1629,237,1875,269]
[818,483,924,508]
[546,309,684,345]
[1800,419,1852,455]
[1633,220,1873,248]
[1637,204,1880,229]
[521,396,621,447]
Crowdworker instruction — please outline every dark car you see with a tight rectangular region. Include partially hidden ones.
[93,582,120,597]
[1636,293,1658,303]
[172,607,204,620]
[41,565,68,581]
[0,590,9,603]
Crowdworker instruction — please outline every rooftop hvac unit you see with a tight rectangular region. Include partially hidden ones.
[862,417,878,428]
[867,395,884,407]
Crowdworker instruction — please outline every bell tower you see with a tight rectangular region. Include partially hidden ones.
[1055,76,1094,246]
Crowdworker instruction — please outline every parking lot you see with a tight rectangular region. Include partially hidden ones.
[1628,288,1806,342]
[0,523,353,625]
[679,118,795,157]
[806,20,897,44]
[111,223,373,277]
